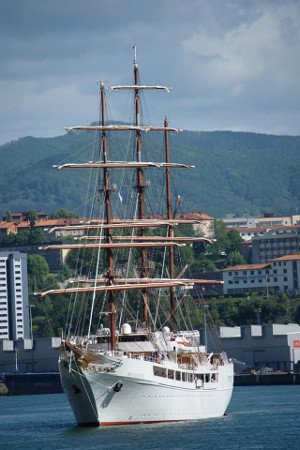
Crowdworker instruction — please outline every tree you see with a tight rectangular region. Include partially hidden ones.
[5,210,12,222]
[50,208,78,219]
[226,229,243,254]
[190,258,217,273]
[226,251,246,267]
[28,254,49,291]
[28,229,47,245]
[210,220,228,256]
[27,210,38,221]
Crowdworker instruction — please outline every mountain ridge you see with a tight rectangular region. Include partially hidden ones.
[1,129,300,218]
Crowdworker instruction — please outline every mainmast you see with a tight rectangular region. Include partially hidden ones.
[133,48,149,327]
[164,117,176,330]
[100,81,116,350]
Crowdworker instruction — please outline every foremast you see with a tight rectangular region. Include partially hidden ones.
[100,81,116,350]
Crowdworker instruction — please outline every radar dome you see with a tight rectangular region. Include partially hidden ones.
[162,326,170,333]
[121,323,132,335]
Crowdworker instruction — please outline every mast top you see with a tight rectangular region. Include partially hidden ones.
[133,45,137,67]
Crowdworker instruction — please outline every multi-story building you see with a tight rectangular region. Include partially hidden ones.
[222,217,256,229]
[255,214,300,228]
[222,214,300,230]
[252,226,300,263]
[0,252,30,341]
[235,226,268,242]
[222,254,300,296]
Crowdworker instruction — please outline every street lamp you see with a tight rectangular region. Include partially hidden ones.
[28,304,35,341]
[27,304,35,372]
[265,274,269,299]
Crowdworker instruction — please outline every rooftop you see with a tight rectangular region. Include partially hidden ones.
[223,263,271,272]
[273,254,300,262]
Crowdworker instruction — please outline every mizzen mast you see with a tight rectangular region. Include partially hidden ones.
[164,117,177,330]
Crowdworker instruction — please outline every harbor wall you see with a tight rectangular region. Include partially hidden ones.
[1,373,62,395]
[234,373,300,386]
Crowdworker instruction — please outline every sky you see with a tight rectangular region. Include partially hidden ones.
[1,0,300,145]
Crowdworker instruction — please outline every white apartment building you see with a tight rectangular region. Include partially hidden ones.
[0,252,30,340]
[222,217,256,229]
[222,214,300,230]
[222,254,300,296]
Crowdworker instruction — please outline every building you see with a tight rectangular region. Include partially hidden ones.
[0,244,67,272]
[0,337,61,373]
[222,254,300,296]
[255,214,300,228]
[223,263,271,296]
[0,252,30,341]
[252,225,300,263]
[190,271,223,297]
[2,211,48,223]
[222,214,300,230]
[0,221,18,242]
[222,217,256,229]
[144,212,214,238]
[203,323,300,372]
[235,226,268,242]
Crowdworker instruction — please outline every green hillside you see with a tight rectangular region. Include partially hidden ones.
[1,129,300,218]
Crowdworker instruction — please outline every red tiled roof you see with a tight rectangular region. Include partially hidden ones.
[223,263,271,272]
[17,218,86,228]
[272,254,300,262]
[0,221,17,230]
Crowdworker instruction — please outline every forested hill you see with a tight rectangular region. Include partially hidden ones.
[1,129,300,218]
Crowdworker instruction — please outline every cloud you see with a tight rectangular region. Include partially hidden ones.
[0,0,300,144]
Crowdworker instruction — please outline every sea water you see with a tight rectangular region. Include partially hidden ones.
[0,385,299,449]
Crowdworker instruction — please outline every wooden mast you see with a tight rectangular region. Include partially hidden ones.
[133,47,148,326]
[100,81,116,351]
[164,117,176,330]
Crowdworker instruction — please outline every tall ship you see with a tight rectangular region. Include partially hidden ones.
[37,49,233,426]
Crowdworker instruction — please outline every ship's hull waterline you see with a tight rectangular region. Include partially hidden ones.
[59,354,234,427]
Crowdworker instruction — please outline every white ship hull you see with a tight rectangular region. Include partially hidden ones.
[59,353,234,426]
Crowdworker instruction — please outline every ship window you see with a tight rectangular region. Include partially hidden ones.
[188,373,194,383]
[175,371,181,381]
[153,366,166,378]
[182,372,187,382]
[168,369,174,380]
[205,374,210,383]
